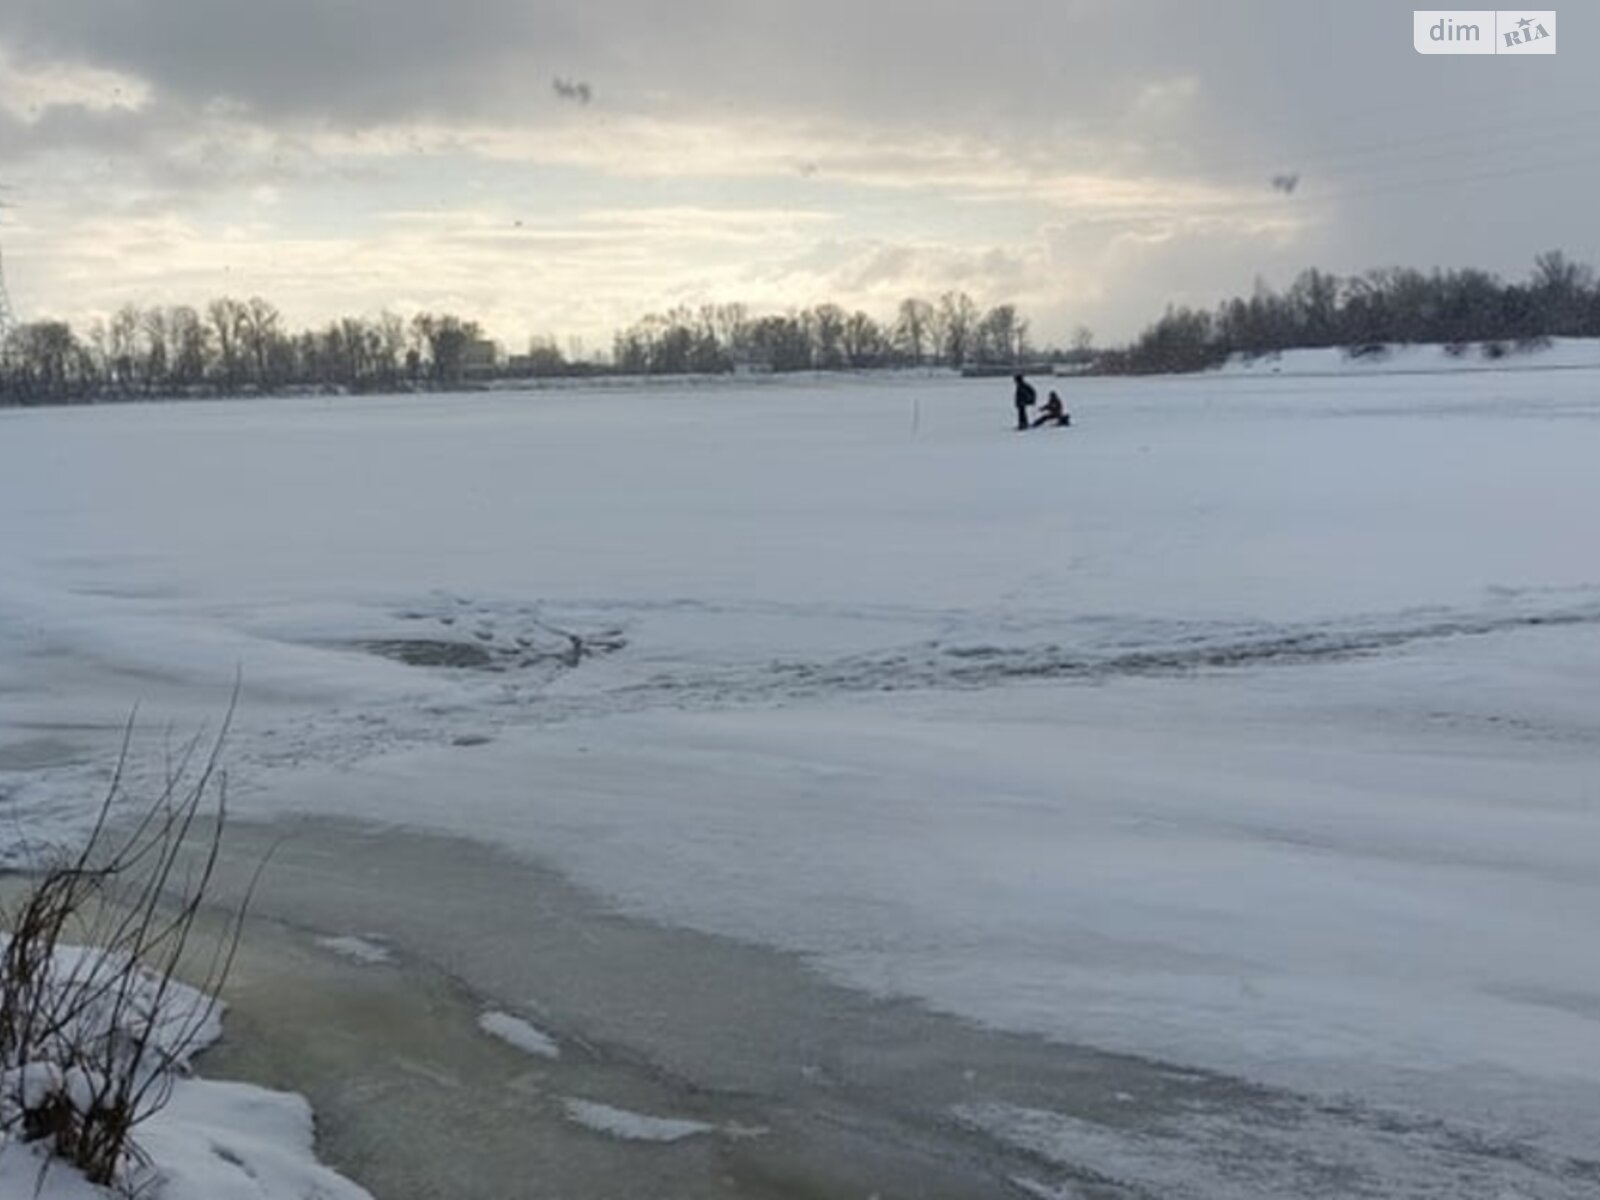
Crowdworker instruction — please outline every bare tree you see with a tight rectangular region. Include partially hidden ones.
[806,303,847,369]
[1532,249,1594,335]
[937,291,978,368]
[411,312,481,386]
[168,306,210,389]
[841,310,885,368]
[206,298,248,391]
[893,297,934,366]
[237,297,284,389]
[371,311,406,387]
[139,308,170,395]
[107,306,140,393]
[6,321,82,400]
[976,303,1027,365]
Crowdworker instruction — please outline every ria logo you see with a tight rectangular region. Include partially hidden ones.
[1413,11,1557,54]
[1501,13,1552,47]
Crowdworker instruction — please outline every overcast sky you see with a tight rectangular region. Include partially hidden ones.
[0,1,1594,349]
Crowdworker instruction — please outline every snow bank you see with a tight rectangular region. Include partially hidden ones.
[0,1080,372,1200]
[0,939,370,1200]
[121,1080,371,1200]
[1208,336,1600,377]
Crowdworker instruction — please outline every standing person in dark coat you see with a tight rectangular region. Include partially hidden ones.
[1012,374,1037,431]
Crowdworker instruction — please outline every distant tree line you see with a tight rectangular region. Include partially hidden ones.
[0,297,494,405]
[1099,252,1600,374]
[610,293,1031,374]
[13,251,1592,403]
[0,290,1042,406]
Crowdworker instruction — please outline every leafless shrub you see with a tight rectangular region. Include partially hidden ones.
[1,696,258,1189]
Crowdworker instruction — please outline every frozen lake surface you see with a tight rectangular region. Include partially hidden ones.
[3,367,1598,1195]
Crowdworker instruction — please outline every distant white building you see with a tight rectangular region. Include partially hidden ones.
[462,338,500,376]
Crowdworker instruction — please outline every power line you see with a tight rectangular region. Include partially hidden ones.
[1233,150,1600,211]
[1107,81,1590,169]
[1048,146,1600,230]
[1198,105,1600,184]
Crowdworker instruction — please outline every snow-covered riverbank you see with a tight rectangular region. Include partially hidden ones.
[1204,336,1600,378]
[0,924,371,1200]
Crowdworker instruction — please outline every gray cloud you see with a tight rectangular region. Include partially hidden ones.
[6,2,1592,179]
[0,0,559,121]
[2,1,1595,342]
[0,2,1417,135]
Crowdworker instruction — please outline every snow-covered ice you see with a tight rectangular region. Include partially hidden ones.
[559,1098,715,1142]
[477,1009,560,1059]
[956,1098,1600,1200]
[315,935,395,966]
[3,357,1599,1192]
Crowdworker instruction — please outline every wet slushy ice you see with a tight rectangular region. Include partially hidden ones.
[184,818,1600,1200]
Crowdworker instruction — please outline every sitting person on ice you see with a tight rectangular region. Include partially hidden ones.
[1031,390,1071,428]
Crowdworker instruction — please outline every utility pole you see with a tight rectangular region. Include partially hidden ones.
[0,246,17,344]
